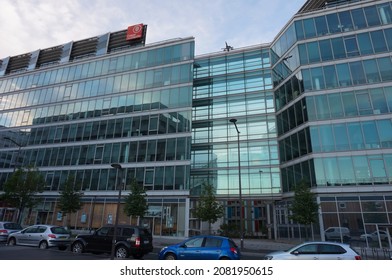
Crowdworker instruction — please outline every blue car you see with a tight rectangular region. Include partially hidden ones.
[158,235,241,260]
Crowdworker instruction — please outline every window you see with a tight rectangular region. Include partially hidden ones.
[296,244,318,254]
[204,238,222,248]
[318,244,346,254]
[185,237,204,248]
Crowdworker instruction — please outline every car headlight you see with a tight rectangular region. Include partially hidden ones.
[160,247,167,253]
[263,255,273,260]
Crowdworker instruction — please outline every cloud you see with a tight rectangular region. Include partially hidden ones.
[0,0,305,58]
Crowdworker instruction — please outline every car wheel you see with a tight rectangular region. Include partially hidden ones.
[39,241,49,249]
[71,242,84,254]
[164,253,176,260]
[115,246,129,259]
[8,237,16,246]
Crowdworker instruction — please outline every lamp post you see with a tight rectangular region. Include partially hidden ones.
[3,136,22,172]
[110,163,123,260]
[229,118,244,250]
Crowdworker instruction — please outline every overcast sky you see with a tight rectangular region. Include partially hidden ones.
[0,0,305,59]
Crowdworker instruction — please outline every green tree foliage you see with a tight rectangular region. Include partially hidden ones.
[58,176,83,229]
[123,178,148,225]
[194,182,224,234]
[289,179,319,239]
[1,167,45,224]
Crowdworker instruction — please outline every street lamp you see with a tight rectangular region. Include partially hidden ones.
[110,163,123,260]
[229,118,244,250]
[3,136,22,172]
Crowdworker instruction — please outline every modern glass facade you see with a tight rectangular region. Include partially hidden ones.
[0,29,194,237]
[1,0,392,241]
[274,0,392,239]
[191,48,280,236]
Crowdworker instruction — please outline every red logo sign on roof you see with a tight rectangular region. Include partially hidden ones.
[126,24,144,41]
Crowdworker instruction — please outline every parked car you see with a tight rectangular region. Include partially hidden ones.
[263,241,361,260]
[0,221,23,243]
[7,224,71,250]
[324,227,351,242]
[71,225,153,259]
[158,235,241,260]
[360,230,390,242]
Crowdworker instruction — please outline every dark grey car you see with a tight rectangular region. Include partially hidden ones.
[71,225,153,259]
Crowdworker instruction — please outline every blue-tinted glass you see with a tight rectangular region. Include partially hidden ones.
[302,69,312,91]
[377,119,392,147]
[384,28,392,50]
[326,13,341,34]
[323,65,338,89]
[298,44,308,65]
[344,36,359,57]
[356,91,372,115]
[305,96,316,121]
[353,156,370,182]
[319,39,333,61]
[357,32,374,54]
[370,88,388,114]
[307,41,320,63]
[315,95,329,120]
[295,20,305,40]
[315,16,328,36]
[303,18,316,38]
[378,3,392,24]
[320,125,334,152]
[370,30,388,53]
[349,61,366,85]
[310,127,321,152]
[378,57,392,81]
[323,157,339,184]
[331,38,346,59]
[348,123,364,149]
[352,8,367,29]
[310,67,325,90]
[328,93,344,118]
[337,157,355,184]
[362,121,380,148]
[333,124,349,151]
[342,91,357,116]
[363,59,381,83]
[364,6,381,27]
[336,63,351,86]
[338,11,354,31]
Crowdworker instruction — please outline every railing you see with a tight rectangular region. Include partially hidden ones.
[359,247,392,260]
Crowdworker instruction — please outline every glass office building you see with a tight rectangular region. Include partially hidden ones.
[274,0,392,239]
[0,26,194,237]
[1,0,392,239]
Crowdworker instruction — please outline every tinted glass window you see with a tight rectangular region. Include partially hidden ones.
[97,227,110,236]
[185,237,204,248]
[51,227,69,234]
[318,244,346,254]
[204,238,222,248]
[3,223,22,230]
[296,244,318,254]
[122,228,135,237]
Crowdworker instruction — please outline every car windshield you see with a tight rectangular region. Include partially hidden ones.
[3,223,22,230]
[51,227,69,234]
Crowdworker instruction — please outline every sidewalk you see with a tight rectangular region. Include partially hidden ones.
[153,236,295,257]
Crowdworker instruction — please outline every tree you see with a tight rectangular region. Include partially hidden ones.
[58,176,83,229]
[123,178,148,226]
[1,167,45,224]
[289,179,319,240]
[194,182,224,234]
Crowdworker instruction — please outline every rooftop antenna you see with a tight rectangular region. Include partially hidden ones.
[222,42,233,52]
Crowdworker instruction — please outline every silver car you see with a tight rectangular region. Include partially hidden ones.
[7,224,71,250]
[263,241,361,260]
[360,230,390,242]
[0,221,23,242]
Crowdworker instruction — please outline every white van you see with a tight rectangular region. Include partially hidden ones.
[324,227,351,242]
